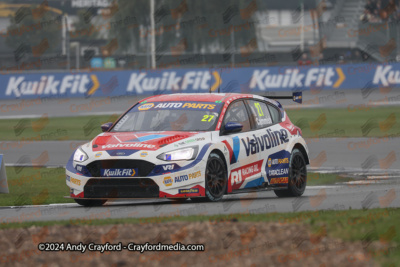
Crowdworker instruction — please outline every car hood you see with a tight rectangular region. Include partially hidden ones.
[91,131,207,152]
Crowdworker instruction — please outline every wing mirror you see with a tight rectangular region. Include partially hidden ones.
[101,122,113,132]
[223,122,243,134]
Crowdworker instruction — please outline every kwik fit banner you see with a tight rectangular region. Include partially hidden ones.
[0,62,398,99]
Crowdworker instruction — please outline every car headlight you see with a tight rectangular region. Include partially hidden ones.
[73,148,88,162]
[157,146,198,161]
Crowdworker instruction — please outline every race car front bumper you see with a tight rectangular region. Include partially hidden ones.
[66,163,206,199]
[82,178,160,198]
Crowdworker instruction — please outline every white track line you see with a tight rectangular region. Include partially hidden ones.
[3,203,77,209]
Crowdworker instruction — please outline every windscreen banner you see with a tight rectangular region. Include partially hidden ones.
[0,62,397,99]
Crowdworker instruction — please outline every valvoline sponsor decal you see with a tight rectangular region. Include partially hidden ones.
[101,168,138,177]
[241,129,289,157]
[229,160,263,191]
[100,143,158,150]
[266,150,290,184]
[92,132,199,152]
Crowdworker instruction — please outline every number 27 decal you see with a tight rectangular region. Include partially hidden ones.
[201,115,215,122]
[254,103,264,116]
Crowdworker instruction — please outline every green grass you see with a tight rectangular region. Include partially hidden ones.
[0,106,399,141]
[0,168,348,207]
[307,173,354,186]
[0,167,74,206]
[286,106,400,138]
[0,167,396,264]
[1,208,399,265]
[0,114,119,141]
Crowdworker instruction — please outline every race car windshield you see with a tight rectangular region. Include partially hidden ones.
[111,101,223,132]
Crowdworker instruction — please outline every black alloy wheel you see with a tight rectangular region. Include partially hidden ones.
[274,148,307,197]
[191,153,227,202]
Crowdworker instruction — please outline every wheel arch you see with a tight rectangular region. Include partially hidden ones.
[293,143,309,165]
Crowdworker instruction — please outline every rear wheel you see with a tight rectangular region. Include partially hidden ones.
[74,199,107,207]
[274,149,307,197]
[192,153,227,202]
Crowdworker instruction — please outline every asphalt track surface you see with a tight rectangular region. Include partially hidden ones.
[1,91,399,223]
[0,136,399,223]
[1,181,399,223]
[1,88,400,118]
[2,138,400,173]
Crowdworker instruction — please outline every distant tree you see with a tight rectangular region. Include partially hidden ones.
[105,0,258,60]
[71,9,99,40]
[110,0,149,53]
[5,6,62,60]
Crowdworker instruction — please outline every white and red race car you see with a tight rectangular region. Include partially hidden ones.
[66,93,309,206]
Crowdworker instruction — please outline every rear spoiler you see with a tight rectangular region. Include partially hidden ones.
[265,92,302,104]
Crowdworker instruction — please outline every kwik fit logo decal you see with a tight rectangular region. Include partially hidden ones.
[373,65,400,86]
[101,168,137,177]
[127,70,221,93]
[6,74,100,97]
[249,67,345,90]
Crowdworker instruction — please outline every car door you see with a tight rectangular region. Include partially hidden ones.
[245,99,291,186]
[220,100,263,192]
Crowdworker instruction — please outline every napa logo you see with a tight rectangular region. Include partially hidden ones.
[268,157,289,168]
[138,103,154,111]
[163,176,173,187]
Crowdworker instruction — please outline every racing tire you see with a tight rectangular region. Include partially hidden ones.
[192,152,227,202]
[274,148,307,198]
[74,199,107,207]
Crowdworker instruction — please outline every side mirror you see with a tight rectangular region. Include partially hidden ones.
[223,122,243,134]
[101,122,113,132]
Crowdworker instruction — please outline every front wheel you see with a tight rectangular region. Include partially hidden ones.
[193,153,227,202]
[274,149,307,197]
[74,199,107,207]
